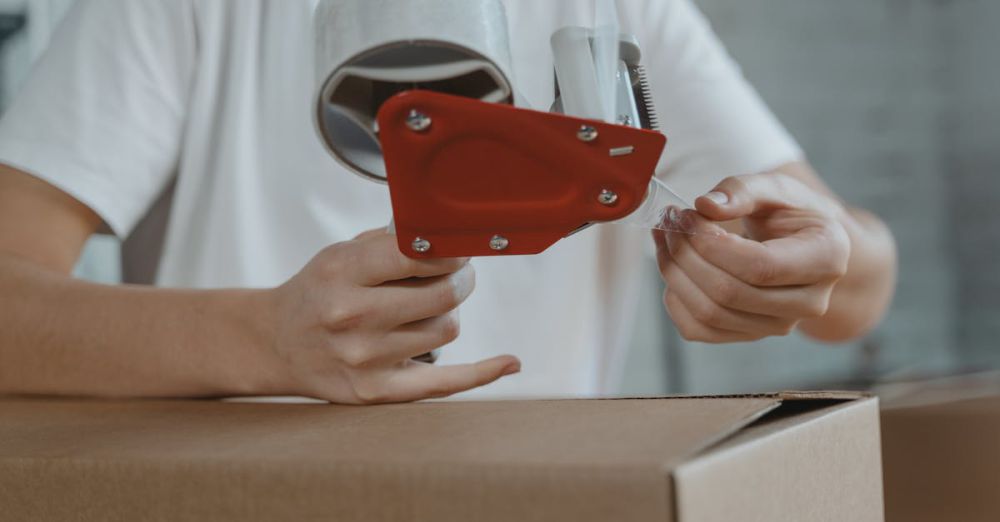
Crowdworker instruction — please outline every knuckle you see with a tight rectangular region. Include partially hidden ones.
[660,264,679,287]
[690,234,720,263]
[772,321,798,336]
[443,257,470,274]
[803,296,830,318]
[824,249,850,280]
[665,292,710,342]
[709,279,738,305]
[351,381,388,405]
[680,328,710,343]
[722,175,751,196]
[675,322,698,341]
[398,254,422,276]
[822,260,848,281]
[664,294,694,340]
[663,290,683,316]
[324,303,369,331]
[746,256,778,286]
[456,264,476,295]
[691,300,722,324]
[665,233,681,257]
[437,279,465,309]
[339,343,374,369]
[438,313,461,343]
[437,286,462,311]
[662,289,673,311]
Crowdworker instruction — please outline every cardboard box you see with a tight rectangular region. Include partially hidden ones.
[0,392,883,521]
[878,372,1000,522]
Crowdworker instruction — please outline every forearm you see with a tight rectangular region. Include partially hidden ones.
[0,254,284,398]
[799,207,897,341]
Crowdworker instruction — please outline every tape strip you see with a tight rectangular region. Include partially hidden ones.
[614,177,698,234]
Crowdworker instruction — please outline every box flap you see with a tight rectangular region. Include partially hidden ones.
[672,396,883,522]
[0,396,783,522]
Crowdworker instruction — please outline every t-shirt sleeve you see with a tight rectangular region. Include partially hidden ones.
[0,0,196,237]
[620,0,804,201]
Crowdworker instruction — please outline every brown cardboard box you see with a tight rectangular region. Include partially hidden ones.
[0,392,883,522]
[879,372,1000,522]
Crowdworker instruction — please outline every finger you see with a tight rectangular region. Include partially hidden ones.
[350,232,470,285]
[660,247,798,336]
[663,291,765,344]
[694,173,828,222]
[372,263,475,326]
[679,211,849,287]
[666,227,833,318]
[652,228,670,275]
[376,355,521,403]
[367,311,462,366]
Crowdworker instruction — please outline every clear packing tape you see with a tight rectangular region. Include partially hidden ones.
[617,177,696,234]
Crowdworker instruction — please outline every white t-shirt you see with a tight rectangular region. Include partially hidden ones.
[0,0,800,398]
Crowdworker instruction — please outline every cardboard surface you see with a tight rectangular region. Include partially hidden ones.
[0,394,882,521]
[675,399,884,522]
[879,372,1000,522]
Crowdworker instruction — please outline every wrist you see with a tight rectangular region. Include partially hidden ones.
[216,288,293,396]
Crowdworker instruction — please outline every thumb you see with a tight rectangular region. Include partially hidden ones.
[694,174,792,221]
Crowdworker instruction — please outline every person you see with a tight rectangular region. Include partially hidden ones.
[0,0,896,403]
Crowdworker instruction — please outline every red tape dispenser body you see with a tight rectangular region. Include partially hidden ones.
[377,91,666,258]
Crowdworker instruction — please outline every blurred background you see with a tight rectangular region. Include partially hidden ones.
[2,0,996,395]
[623,0,1000,394]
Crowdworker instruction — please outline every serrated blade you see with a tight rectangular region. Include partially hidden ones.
[629,64,660,131]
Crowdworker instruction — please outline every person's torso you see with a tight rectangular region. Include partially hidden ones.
[134,0,648,397]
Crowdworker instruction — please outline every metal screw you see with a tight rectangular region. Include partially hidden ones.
[406,110,432,132]
[598,189,619,206]
[577,125,598,142]
[489,235,509,251]
[411,237,431,253]
[617,114,633,126]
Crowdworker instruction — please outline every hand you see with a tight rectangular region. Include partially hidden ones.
[264,228,520,403]
[654,172,851,343]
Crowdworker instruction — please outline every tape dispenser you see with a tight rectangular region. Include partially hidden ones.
[314,0,680,258]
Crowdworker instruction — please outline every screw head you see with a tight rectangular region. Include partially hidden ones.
[598,189,619,206]
[406,110,432,132]
[489,235,509,251]
[411,237,431,253]
[577,125,598,142]
[617,114,633,126]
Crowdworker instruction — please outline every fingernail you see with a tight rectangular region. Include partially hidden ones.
[704,191,729,205]
[501,361,521,376]
[666,206,680,225]
[678,210,695,233]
